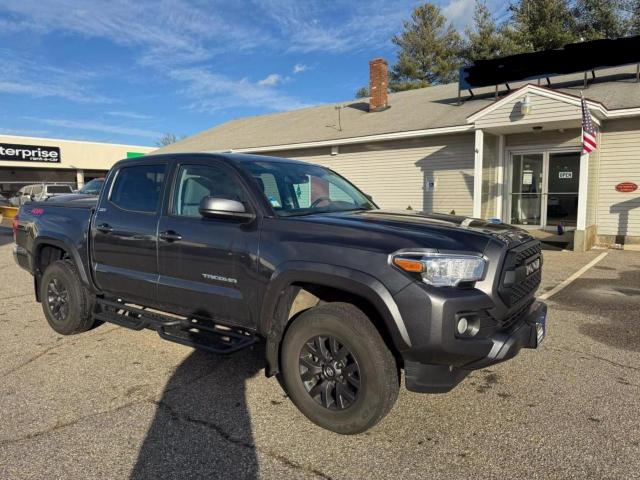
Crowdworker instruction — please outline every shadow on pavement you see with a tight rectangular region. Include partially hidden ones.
[553,261,640,353]
[130,344,265,480]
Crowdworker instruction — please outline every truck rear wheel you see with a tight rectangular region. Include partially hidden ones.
[40,260,95,335]
[280,302,399,434]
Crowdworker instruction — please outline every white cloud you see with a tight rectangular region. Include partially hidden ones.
[293,63,310,74]
[257,74,284,87]
[171,67,311,113]
[257,0,414,54]
[0,0,425,116]
[0,51,111,104]
[23,117,162,140]
[442,0,510,31]
[441,0,477,30]
[0,0,311,114]
[0,128,51,137]
[107,111,154,120]
[0,0,270,67]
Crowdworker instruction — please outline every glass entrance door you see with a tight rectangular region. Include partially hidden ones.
[546,152,580,228]
[508,151,581,229]
[509,153,543,227]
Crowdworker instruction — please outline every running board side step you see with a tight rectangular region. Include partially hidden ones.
[94,299,256,354]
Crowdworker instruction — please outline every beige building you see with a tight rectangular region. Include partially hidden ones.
[0,134,154,198]
[156,59,640,251]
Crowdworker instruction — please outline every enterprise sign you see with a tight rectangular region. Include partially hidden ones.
[0,143,61,163]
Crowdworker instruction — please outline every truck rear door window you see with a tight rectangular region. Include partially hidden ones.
[110,164,165,213]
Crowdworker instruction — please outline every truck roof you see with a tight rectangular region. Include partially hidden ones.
[125,152,316,167]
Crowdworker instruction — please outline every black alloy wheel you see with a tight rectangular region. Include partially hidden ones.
[40,260,95,335]
[47,278,70,322]
[280,302,400,434]
[299,335,361,410]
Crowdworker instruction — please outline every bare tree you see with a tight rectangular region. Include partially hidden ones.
[156,133,179,147]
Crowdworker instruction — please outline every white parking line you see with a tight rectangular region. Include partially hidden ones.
[539,252,609,300]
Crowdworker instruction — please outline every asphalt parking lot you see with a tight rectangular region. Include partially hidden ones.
[1,226,639,480]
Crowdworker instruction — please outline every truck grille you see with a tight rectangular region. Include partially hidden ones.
[515,244,541,265]
[510,270,541,305]
[498,241,542,307]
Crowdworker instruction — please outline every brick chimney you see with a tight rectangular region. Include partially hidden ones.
[369,58,389,112]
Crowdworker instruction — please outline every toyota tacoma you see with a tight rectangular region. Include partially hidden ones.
[13,153,546,434]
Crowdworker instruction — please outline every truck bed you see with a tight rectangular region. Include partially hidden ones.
[14,200,95,278]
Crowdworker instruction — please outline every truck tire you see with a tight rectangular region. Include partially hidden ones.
[40,260,95,335]
[280,302,399,434]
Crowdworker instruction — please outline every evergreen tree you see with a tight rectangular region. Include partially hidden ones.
[355,87,370,99]
[574,0,625,40]
[462,0,519,64]
[626,0,640,35]
[389,3,462,91]
[506,0,577,52]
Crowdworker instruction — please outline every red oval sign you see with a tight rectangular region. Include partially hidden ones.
[615,182,638,193]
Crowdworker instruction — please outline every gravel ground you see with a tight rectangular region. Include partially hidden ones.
[0,227,638,480]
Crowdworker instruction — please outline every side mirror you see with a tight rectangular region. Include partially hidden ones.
[198,196,254,220]
[364,193,374,202]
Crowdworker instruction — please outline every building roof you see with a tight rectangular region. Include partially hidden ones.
[156,66,640,154]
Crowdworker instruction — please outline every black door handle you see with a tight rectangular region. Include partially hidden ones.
[159,231,183,242]
[97,223,114,233]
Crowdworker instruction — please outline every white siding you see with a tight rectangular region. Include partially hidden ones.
[506,129,581,149]
[476,92,581,130]
[266,133,476,215]
[596,119,640,236]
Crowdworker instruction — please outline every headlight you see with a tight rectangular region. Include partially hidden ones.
[392,253,486,287]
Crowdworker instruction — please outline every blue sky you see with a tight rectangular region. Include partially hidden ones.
[0,0,508,147]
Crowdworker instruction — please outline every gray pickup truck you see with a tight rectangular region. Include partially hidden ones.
[13,152,546,434]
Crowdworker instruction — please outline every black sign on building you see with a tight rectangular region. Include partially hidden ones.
[0,143,61,163]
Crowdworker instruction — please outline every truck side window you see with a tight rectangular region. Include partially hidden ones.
[172,164,247,217]
[110,164,165,213]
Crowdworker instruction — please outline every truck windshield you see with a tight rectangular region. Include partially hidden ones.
[78,178,104,195]
[244,160,376,217]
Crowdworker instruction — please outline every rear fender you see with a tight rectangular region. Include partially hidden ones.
[32,236,94,291]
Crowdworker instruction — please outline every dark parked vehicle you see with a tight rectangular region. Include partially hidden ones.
[52,178,105,203]
[13,153,546,434]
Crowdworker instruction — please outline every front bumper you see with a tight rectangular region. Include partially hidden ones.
[405,300,547,393]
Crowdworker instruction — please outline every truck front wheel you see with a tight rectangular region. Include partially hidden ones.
[40,260,95,335]
[280,302,399,434]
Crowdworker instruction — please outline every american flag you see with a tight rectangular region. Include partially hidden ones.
[581,93,597,154]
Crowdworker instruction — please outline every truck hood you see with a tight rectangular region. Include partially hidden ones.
[291,209,534,253]
[45,193,98,203]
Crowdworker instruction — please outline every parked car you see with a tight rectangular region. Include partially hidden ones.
[13,153,546,434]
[54,178,105,203]
[76,178,104,195]
[9,184,73,206]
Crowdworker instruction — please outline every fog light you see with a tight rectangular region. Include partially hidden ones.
[457,317,469,335]
[456,316,480,337]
